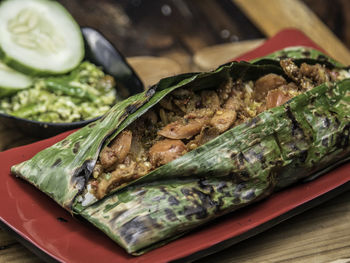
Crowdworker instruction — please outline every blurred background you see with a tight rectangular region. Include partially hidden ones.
[55,0,350,87]
[58,0,350,54]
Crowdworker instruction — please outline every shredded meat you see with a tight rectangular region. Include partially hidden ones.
[187,127,220,150]
[201,90,220,109]
[158,116,210,139]
[299,63,330,85]
[149,139,187,166]
[266,89,293,109]
[99,130,132,169]
[254,73,287,101]
[210,109,237,133]
[280,59,332,91]
[280,59,300,83]
[86,61,345,201]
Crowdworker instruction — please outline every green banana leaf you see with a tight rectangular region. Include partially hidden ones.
[251,45,345,67]
[11,47,350,255]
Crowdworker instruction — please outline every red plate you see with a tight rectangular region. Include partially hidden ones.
[1,29,349,263]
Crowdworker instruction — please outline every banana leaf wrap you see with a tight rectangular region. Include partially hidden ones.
[11,47,350,255]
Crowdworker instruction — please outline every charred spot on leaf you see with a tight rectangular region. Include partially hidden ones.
[119,216,152,245]
[60,139,69,147]
[215,197,225,213]
[152,194,166,202]
[71,159,94,195]
[243,189,256,201]
[168,195,180,206]
[322,137,329,147]
[299,150,308,163]
[73,141,80,154]
[235,182,246,193]
[110,209,127,220]
[57,217,68,222]
[238,171,251,181]
[237,152,246,166]
[255,151,265,163]
[145,87,155,97]
[192,188,216,208]
[317,54,328,61]
[230,152,236,159]
[51,158,62,168]
[335,123,350,148]
[194,146,206,155]
[118,111,129,121]
[181,188,192,196]
[135,189,147,196]
[309,95,317,104]
[216,181,228,193]
[286,106,302,136]
[159,186,170,198]
[314,111,322,117]
[198,178,215,193]
[302,50,311,57]
[88,122,97,128]
[100,114,107,122]
[278,55,288,60]
[245,116,261,128]
[232,198,241,204]
[184,204,208,220]
[164,208,178,222]
[329,110,341,127]
[323,117,331,128]
[125,102,142,115]
[245,148,267,169]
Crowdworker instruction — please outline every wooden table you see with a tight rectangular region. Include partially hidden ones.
[1,0,350,262]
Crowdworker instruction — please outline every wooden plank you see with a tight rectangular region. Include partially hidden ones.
[200,191,350,263]
[127,56,182,87]
[233,0,350,65]
[0,231,44,263]
[193,39,265,71]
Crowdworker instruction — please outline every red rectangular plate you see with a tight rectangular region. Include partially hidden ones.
[1,29,349,263]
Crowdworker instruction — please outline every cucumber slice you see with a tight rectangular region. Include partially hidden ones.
[0,61,32,97]
[0,0,84,76]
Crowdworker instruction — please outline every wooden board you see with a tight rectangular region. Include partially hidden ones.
[233,0,350,65]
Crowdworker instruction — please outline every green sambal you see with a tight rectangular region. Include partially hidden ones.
[0,62,117,123]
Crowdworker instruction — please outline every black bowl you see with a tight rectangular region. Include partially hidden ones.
[0,27,144,139]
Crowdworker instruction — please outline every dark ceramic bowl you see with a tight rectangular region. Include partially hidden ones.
[0,27,144,139]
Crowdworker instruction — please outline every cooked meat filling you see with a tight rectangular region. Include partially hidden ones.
[84,60,349,200]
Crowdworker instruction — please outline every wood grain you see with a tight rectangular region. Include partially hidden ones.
[0,231,43,263]
[199,191,350,263]
[193,39,265,71]
[127,56,182,87]
[233,0,350,65]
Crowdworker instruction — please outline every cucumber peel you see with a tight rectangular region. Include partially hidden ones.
[0,0,84,76]
[0,61,33,97]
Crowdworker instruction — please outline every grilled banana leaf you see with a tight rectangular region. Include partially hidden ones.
[11,47,350,254]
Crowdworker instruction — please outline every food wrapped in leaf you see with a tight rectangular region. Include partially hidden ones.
[11,47,350,255]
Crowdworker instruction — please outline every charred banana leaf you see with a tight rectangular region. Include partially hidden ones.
[80,78,350,254]
[11,47,350,254]
[11,61,283,211]
[251,46,345,67]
